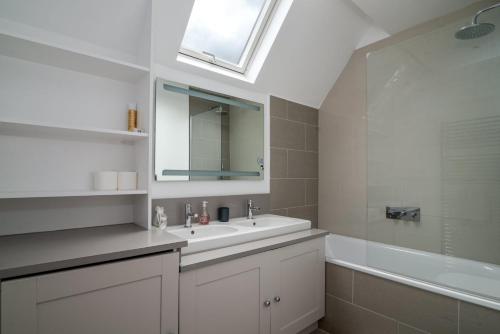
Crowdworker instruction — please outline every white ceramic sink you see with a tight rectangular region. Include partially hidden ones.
[168,225,238,240]
[233,216,292,228]
[167,214,311,255]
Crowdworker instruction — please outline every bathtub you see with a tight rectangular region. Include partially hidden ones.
[325,234,500,311]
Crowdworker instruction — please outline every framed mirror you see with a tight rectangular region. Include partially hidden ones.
[154,78,265,181]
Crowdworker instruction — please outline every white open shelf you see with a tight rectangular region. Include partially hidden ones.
[0,0,153,232]
[0,189,148,199]
[0,119,149,143]
[0,30,150,83]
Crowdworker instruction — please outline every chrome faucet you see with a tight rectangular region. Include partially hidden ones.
[247,200,261,219]
[185,203,198,228]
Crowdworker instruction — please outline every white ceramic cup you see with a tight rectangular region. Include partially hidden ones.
[93,171,118,191]
[118,172,137,190]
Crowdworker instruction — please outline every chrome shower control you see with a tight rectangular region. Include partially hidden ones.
[274,296,281,303]
[264,300,271,307]
[386,207,420,222]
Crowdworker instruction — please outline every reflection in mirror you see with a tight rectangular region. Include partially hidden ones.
[155,78,264,181]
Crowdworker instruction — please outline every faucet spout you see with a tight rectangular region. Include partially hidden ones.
[247,200,261,219]
[185,203,198,228]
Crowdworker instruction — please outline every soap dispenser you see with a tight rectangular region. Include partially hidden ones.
[199,201,210,225]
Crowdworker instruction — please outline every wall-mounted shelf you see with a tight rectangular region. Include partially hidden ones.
[0,30,149,83]
[0,120,148,143]
[0,1,153,233]
[0,189,148,199]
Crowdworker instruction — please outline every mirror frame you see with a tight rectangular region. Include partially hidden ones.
[151,71,270,199]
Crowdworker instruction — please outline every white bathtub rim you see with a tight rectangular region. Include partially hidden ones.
[326,257,500,312]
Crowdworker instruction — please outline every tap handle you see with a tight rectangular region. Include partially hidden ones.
[185,203,192,213]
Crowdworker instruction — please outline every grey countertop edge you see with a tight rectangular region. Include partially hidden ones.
[0,224,188,280]
[0,242,186,280]
[180,229,329,272]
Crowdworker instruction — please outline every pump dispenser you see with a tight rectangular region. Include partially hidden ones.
[199,201,210,225]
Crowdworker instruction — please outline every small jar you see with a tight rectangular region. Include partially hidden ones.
[199,201,210,225]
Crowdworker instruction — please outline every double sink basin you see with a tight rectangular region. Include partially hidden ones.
[168,214,311,254]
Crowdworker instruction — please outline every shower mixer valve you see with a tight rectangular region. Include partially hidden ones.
[386,206,421,222]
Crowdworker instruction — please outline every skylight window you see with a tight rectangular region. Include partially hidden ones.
[180,0,277,74]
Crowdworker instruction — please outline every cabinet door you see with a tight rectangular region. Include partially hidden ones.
[1,252,179,334]
[180,252,272,334]
[270,238,325,334]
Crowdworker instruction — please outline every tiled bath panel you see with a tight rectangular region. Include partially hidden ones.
[319,263,500,334]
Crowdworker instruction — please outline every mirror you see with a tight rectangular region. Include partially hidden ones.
[155,78,264,181]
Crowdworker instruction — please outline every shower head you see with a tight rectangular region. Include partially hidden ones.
[208,105,226,114]
[455,22,495,40]
[455,2,499,40]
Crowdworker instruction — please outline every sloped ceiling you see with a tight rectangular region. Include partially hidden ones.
[154,0,481,108]
[351,0,480,35]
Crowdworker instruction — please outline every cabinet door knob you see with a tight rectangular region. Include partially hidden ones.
[274,296,281,303]
[264,299,271,307]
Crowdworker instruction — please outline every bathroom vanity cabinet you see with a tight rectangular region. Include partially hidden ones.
[179,238,325,334]
[1,252,180,334]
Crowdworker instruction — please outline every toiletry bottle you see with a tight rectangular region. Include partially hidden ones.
[128,103,137,131]
[199,201,210,225]
[154,206,167,230]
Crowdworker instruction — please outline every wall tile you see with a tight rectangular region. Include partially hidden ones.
[353,272,458,334]
[398,323,428,334]
[288,101,319,125]
[442,218,500,265]
[306,125,319,152]
[325,263,353,302]
[394,215,443,254]
[270,179,306,209]
[306,179,319,205]
[288,150,318,178]
[319,294,398,334]
[288,205,318,228]
[271,148,287,178]
[271,117,306,150]
[270,96,287,119]
[271,208,288,216]
[311,329,329,334]
[152,194,270,225]
[270,95,318,228]
[459,301,500,334]
[319,108,367,240]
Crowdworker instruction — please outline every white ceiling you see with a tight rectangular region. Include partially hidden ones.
[155,0,482,108]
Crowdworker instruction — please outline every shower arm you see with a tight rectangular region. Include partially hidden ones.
[472,2,500,24]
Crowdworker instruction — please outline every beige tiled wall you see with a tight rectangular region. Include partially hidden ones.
[270,96,319,227]
[318,0,500,264]
[319,263,500,334]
